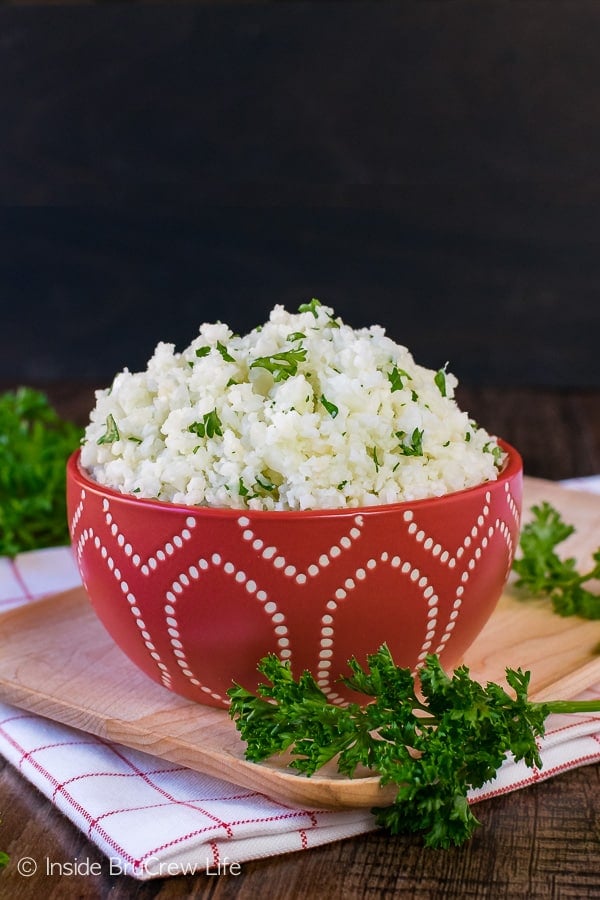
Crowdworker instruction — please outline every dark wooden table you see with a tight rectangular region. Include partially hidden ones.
[1,382,599,899]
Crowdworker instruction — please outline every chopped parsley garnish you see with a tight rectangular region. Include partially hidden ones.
[320,395,339,418]
[97,413,120,445]
[250,347,308,382]
[255,473,276,493]
[0,388,82,556]
[217,341,235,362]
[298,298,323,317]
[483,441,503,466]
[188,410,223,439]
[240,472,280,503]
[388,365,412,393]
[228,645,600,848]
[368,446,381,471]
[395,427,424,457]
[195,343,235,363]
[298,298,340,327]
[434,363,449,397]
[286,332,306,342]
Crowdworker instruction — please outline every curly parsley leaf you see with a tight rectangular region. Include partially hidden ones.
[387,365,412,393]
[97,412,120,445]
[513,501,600,619]
[297,298,340,327]
[250,347,308,382]
[188,410,223,440]
[0,388,83,557]
[228,645,600,849]
[434,363,449,397]
[298,298,323,317]
[395,427,424,457]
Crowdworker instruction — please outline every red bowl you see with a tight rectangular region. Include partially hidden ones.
[66,443,523,708]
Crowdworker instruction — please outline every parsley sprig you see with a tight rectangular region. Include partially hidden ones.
[229,645,600,848]
[513,501,600,619]
[0,388,82,557]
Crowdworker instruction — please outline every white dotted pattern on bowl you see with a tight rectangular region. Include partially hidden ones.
[71,486,519,706]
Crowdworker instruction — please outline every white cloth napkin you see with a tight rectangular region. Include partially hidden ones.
[1,479,600,879]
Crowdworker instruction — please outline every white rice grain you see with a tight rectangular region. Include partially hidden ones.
[80,301,504,510]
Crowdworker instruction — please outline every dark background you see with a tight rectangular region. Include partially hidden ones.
[2,1,599,389]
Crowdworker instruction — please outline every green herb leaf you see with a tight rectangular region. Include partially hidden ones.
[240,472,280,503]
[298,298,322,316]
[297,298,339,327]
[188,409,223,440]
[320,395,339,418]
[195,346,211,358]
[388,366,412,393]
[368,446,380,471]
[255,473,276,493]
[217,341,235,363]
[0,388,82,557]
[250,347,308,382]
[513,502,600,619]
[483,441,503,467]
[97,413,119,445]
[228,645,600,849]
[434,363,449,397]
[395,427,424,457]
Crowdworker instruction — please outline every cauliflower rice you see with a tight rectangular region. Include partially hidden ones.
[80,300,505,510]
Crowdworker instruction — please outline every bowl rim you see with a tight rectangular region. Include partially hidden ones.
[67,439,522,520]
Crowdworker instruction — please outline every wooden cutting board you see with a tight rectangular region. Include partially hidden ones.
[1,476,599,810]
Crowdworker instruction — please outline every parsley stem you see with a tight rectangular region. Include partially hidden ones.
[540,699,600,714]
